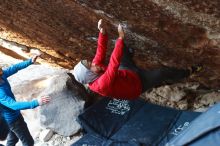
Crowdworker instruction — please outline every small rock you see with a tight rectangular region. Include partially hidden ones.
[66,137,71,140]
[39,129,54,142]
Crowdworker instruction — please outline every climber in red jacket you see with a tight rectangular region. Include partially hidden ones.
[73,19,193,100]
[73,19,142,100]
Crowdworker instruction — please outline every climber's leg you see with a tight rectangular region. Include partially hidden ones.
[138,67,190,93]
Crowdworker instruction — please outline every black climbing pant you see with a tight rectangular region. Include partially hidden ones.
[119,47,190,93]
[0,115,9,141]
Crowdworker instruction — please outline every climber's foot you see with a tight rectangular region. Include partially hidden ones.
[189,64,203,74]
[118,24,124,39]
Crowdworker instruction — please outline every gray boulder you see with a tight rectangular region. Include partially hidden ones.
[39,73,86,136]
[9,65,86,137]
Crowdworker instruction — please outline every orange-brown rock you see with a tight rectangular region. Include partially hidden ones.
[0,0,219,88]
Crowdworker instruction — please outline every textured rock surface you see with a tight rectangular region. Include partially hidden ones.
[141,82,220,111]
[0,0,219,88]
[39,73,86,136]
[8,64,86,137]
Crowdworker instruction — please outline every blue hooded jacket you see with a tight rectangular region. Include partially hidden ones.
[0,59,39,124]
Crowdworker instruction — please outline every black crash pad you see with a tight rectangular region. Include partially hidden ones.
[167,103,220,146]
[72,98,201,146]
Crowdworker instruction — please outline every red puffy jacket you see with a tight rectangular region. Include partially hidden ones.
[89,33,142,100]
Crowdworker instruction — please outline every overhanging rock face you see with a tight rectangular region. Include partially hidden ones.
[0,0,219,88]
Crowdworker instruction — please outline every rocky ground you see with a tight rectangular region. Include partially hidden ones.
[31,82,220,146]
